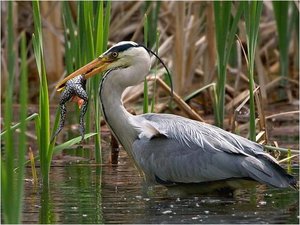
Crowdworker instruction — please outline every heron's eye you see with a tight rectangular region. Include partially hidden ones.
[111,52,118,58]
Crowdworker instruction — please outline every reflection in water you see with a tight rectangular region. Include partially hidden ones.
[39,186,52,223]
[22,147,299,224]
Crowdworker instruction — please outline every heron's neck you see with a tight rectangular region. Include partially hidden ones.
[99,73,138,154]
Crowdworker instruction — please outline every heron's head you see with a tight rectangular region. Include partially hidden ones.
[56,41,153,91]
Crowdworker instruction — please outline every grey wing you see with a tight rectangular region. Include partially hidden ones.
[132,113,295,188]
[133,137,249,184]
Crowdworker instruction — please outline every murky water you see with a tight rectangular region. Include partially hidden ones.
[21,145,299,224]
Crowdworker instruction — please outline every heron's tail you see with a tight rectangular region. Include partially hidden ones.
[241,154,297,189]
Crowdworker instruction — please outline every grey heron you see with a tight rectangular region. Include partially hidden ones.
[56,41,297,190]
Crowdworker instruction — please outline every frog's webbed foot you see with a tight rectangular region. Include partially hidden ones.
[51,86,73,142]
[74,79,88,141]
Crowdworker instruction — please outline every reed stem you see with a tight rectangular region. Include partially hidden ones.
[214,2,243,127]
[243,1,263,141]
[2,1,16,222]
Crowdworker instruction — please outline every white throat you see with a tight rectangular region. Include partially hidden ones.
[99,63,150,155]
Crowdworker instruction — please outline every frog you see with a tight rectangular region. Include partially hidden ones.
[51,75,88,142]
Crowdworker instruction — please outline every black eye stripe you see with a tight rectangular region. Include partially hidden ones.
[107,43,137,54]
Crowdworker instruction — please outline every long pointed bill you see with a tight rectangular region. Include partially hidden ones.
[55,57,110,91]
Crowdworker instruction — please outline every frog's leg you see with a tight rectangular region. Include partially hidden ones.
[51,86,73,142]
[74,84,88,141]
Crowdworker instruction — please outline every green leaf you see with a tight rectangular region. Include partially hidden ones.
[243,0,263,141]
[213,2,242,127]
[32,0,52,183]
[14,32,28,222]
[2,1,16,223]
[53,133,97,153]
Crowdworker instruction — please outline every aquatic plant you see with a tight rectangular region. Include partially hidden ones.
[243,1,263,141]
[62,1,111,163]
[32,0,53,184]
[273,1,298,99]
[213,2,243,128]
[143,13,150,113]
[1,2,28,222]
[32,0,99,183]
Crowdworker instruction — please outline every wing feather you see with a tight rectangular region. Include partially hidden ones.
[139,113,263,156]
[131,113,294,188]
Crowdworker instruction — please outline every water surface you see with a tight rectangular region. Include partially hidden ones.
[22,147,299,224]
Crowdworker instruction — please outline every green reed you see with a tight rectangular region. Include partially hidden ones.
[143,13,149,113]
[273,1,298,99]
[32,0,53,183]
[39,186,55,224]
[243,1,263,141]
[1,1,28,222]
[92,1,110,163]
[272,1,289,87]
[32,1,93,183]
[62,1,111,163]
[16,32,28,223]
[143,5,160,114]
[213,2,243,128]
[150,31,160,113]
[0,114,38,138]
[144,2,161,48]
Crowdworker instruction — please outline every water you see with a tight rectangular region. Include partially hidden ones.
[22,147,299,224]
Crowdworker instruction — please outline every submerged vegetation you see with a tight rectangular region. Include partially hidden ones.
[1,1,299,223]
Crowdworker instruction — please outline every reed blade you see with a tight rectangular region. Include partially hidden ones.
[2,1,16,222]
[61,1,111,163]
[143,13,150,113]
[32,0,53,183]
[213,2,243,127]
[273,2,298,99]
[14,32,29,223]
[243,1,263,141]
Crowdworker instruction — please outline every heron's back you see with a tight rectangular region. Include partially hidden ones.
[131,113,296,189]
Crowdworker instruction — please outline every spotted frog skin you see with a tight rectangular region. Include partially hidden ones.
[52,75,88,142]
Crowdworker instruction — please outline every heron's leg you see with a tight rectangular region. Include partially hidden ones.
[74,85,88,141]
[51,87,73,142]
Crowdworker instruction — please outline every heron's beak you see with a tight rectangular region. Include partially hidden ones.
[55,56,111,91]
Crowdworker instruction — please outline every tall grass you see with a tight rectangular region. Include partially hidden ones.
[213,2,243,128]
[243,1,263,141]
[62,1,111,163]
[32,1,90,183]
[1,2,28,222]
[32,0,54,184]
[144,2,161,48]
[2,4,15,220]
[17,32,28,224]
[143,13,149,113]
[143,8,160,114]
[150,31,160,113]
[31,1,109,185]
[272,1,289,83]
[272,1,298,99]
[214,1,264,141]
